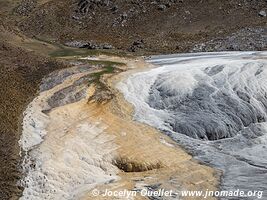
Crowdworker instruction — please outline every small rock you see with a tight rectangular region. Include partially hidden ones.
[259,10,266,17]
[87,42,99,49]
[72,16,80,20]
[158,4,167,11]
[102,44,113,49]
[121,12,128,19]
[133,39,144,46]
[166,2,172,7]
[102,0,110,6]
[111,5,118,12]
[65,41,89,48]
[128,39,145,52]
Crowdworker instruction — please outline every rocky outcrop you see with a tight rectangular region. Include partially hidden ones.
[65,40,113,49]
[15,0,36,16]
[77,0,112,14]
[192,28,267,52]
[128,39,145,52]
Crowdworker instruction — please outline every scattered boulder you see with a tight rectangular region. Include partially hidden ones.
[65,41,89,48]
[72,15,80,20]
[87,41,100,49]
[158,4,167,11]
[133,39,144,46]
[128,39,145,52]
[15,0,37,16]
[102,0,110,6]
[65,41,113,50]
[112,11,130,26]
[121,12,128,19]
[191,28,267,52]
[87,41,114,50]
[77,0,113,14]
[111,5,118,12]
[259,10,266,17]
[102,44,113,49]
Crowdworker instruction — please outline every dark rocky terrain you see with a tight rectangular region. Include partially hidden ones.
[16,0,267,54]
[0,0,266,199]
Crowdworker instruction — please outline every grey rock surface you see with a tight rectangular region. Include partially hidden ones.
[65,41,89,48]
[118,52,267,200]
[191,28,267,52]
[259,10,266,17]
[158,4,167,11]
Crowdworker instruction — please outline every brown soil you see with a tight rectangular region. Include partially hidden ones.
[0,37,67,199]
[14,0,267,53]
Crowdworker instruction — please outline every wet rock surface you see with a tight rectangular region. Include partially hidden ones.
[148,65,267,140]
[18,57,219,200]
[40,65,94,92]
[47,75,92,109]
[118,52,267,199]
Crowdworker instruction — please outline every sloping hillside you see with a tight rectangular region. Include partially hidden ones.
[0,34,67,199]
[15,0,267,53]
